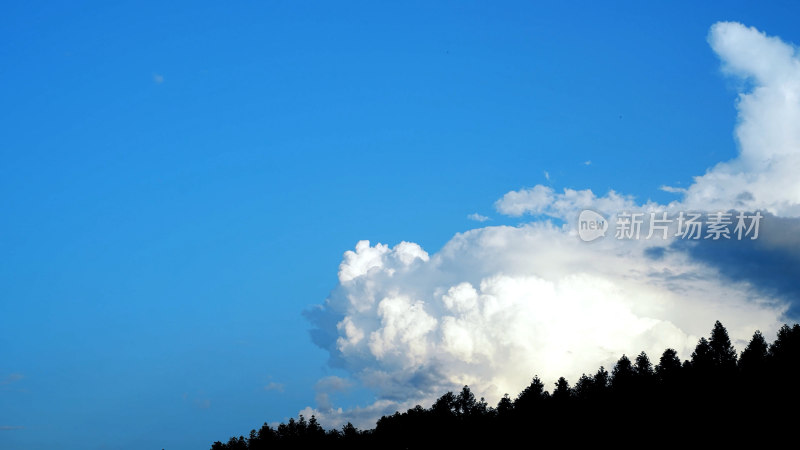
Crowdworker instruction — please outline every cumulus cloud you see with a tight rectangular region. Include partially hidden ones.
[494,185,555,217]
[303,22,800,429]
[498,22,800,220]
[306,228,786,428]
[679,22,800,216]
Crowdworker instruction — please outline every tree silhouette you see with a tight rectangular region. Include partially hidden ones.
[739,330,768,374]
[496,394,513,417]
[655,349,681,380]
[552,377,571,402]
[573,373,594,401]
[455,385,476,416]
[634,351,654,377]
[611,354,634,392]
[632,351,655,395]
[769,323,800,396]
[210,320,800,449]
[341,422,358,439]
[514,375,546,412]
[709,320,738,372]
[592,366,610,397]
[769,324,800,365]
[432,391,457,417]
[690,337,713,372]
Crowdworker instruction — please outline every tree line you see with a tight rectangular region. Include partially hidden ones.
[211,320,800,448]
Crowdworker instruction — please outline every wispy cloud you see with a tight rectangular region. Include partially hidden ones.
[181,392,211,410]
[0,373,23,385]
[304,376,354,412]
[153,73,164,84]
[315,376,352,392]
[467,213,490,222]
[264,382,285,392]
[660,185,688,194]
[0,426,24,431]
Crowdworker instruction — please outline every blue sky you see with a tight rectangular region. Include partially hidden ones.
[2,1,800,449]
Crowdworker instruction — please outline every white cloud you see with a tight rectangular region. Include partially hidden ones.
[467,213,490,222]
[315,375,352,392]
[304,21,800,430]
[307,226,787,428]
[497,23,800,220]
[337,240,428,284]
[311,376,354,411]
[153,73,164,84]
[494,185,555,216]
[299,399,410,430]
[660,185,688,194]
[678,22,800,216]
[264,382,285,392]
[495,185,641,222]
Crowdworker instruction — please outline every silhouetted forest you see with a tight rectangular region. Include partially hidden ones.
[211,321,800,448]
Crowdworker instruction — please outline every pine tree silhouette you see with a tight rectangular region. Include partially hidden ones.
[210,320,800,449]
